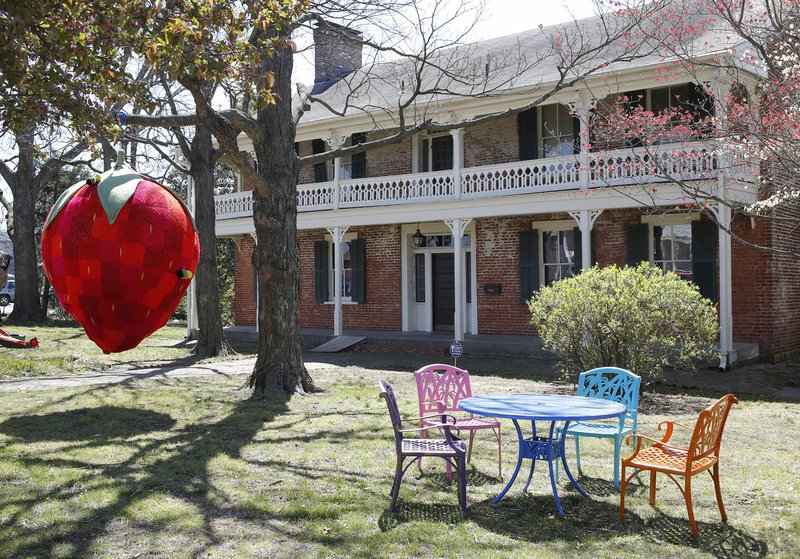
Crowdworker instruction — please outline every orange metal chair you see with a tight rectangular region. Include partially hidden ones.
[619,394,738,539]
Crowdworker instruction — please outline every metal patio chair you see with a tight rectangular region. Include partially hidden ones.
[415,363,503,478]
[556,366,641,488]
[620,393,739,539]
[378,379,467,514]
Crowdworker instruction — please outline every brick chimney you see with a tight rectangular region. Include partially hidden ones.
[312,22,363,94]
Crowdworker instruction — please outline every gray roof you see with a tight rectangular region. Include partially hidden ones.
[299,3,745,125]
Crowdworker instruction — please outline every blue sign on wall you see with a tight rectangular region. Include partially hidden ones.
[450,341,463,358]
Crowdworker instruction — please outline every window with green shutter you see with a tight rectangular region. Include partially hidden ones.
[691,219,717,300]
[627,223,649,265]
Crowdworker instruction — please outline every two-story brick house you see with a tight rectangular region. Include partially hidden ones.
[211,13,800,365]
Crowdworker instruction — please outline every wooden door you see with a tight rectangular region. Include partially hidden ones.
[432,253,455,331]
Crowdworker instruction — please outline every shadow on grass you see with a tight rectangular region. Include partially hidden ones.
[0,393,292,558]
[0,406,176,442]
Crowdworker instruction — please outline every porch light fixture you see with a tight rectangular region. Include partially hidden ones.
[412,225,426,248]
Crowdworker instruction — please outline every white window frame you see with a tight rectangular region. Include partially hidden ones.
[532,219,579,287]
[418,132,454,172]
[641,214,700,276]
[539,103,576,158]
[324,232,357,303]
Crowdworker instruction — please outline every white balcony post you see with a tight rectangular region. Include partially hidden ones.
[186,173,198,337]
[571,95,595,190]
[327,226,348,336]
[451,128,464,199]
[569,210,602,271]
[333,157,342,210]
[326,130,347,210]
[446,218,471,341]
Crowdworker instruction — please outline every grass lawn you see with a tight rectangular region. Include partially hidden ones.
[0,356,797,558]
[0,322,207,379]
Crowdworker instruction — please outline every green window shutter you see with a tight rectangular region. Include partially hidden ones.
[650,86,671,113]
[518,108,538,160]
[351,133,367,179]
[314,240,329,303]
[312,139,328,182]
[627,223,649,266]
[572,227,582,276]
[350,238,366,303]
[519,229,540,303]
[692,219,717,301]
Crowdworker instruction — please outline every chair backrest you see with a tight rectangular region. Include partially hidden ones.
[379,379,404,451]
[414,363,472,416]
[578,367,641,428]
[688,393,738,463]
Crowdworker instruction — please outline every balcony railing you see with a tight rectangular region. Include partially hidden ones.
[215,143,731,220]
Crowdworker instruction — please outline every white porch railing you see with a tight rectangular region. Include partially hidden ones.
[215,143,728,220]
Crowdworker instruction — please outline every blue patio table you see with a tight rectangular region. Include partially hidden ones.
[460,394,626,516]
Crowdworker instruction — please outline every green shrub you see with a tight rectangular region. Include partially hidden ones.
[528,263,719,382]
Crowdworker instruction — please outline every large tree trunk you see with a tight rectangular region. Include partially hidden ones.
[190,126,234,358]
[248,36,315,395]
[8,132,45,323]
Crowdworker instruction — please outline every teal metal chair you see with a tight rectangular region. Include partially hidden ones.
[556,367,641,488]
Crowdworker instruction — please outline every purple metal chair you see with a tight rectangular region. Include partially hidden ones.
[415,364,503,478]
[378,379,467,514]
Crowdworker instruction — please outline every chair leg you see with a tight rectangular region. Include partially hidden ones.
[467,430,476,464]
[496,427,503,479]
[389,456,405,512]
[649,470,657,506]
[458,455,467,515]
[574,435,582,475]
[712,463,728,522]
[619,464,628,522]
[613,436,621,489]
[685,476,699,539]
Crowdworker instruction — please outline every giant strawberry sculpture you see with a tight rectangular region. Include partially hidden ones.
[41,164,199,353]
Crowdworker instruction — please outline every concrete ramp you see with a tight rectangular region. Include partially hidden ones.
[310,335,366,353]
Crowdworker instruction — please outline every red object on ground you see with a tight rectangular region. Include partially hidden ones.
[41,170,199,353]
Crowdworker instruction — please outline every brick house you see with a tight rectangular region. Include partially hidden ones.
[211,15,800,365]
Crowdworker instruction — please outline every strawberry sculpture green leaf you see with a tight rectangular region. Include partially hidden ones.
[41,167,200,353]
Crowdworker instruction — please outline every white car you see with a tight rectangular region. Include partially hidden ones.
[0,275,14,306]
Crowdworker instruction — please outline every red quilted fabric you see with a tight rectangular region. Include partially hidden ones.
[41,179,199,353]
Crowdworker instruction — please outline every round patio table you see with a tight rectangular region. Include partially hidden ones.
[460,394,626,516]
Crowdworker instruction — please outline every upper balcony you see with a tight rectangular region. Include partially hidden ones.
[214,142,742,221]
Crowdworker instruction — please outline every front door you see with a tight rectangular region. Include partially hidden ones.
[432,253,454,331]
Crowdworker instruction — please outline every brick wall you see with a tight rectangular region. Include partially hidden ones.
[298,225,402,330]
[233,235,257,325]
[464,114,518,167]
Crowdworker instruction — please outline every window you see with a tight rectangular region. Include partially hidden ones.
[340,133,367,179]
[652,223,693,280]
[542,229,578,286]
[415,253,425,303]
[314,238,366,303]
[540,104,577,158]
[323,240,354,300]
[312,139,328,182]
[518,104,580,160]
[420,134,453,171]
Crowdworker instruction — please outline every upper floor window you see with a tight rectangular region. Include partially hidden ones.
[420,134,453,172]
[518,104,580,161]
[340,133,367,180]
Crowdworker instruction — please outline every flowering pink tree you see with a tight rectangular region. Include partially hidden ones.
[590,0,800,258]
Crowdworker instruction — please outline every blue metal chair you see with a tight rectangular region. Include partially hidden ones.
[556,367,641,488]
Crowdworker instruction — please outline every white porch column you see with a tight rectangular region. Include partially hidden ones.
[249,233,259,333]
[326,130,347,210]
[185,174,198,337]
[569,210,603,271]
[445,218,472,341]
[327,226,349,336]
[711,72,736,368]
[571,94,595,190]
[450,128,464,199]
[716,192,735,368]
